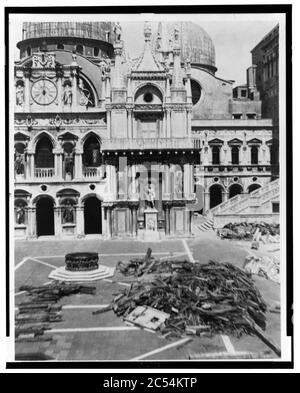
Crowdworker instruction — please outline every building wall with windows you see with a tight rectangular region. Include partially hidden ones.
[13,21,273,239]
[251,24,279,176]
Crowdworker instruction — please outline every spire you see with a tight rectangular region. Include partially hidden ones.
[172,27,183,88]
[133,22,163,72]
[112,38,125,88]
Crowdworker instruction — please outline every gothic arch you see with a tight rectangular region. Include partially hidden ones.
[80,131,102,148]
[134,82,164,101]
[31,131,57,151]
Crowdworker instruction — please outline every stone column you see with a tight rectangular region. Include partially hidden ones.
[24,70,31,112]
[54,151,63,180]
[131,204,138,237]
[187,109,192,136]
[71,71,77,112]
[54,206,61,237]
[266,145,271,164]
[74,149,83,180]
[165,203,171,235]
[27,207,36,238]
[56,72,63,111]
[131,164,137,196]
[127,110,133,138]
[166,109,171,138]
[107,110,111,138]
[26,152,35,180]
[184,162,191,198]
[76,206,84,237]
[164,163,171,198]
[107,206,113,238]
[101,205,107,236]
[223,192,229,202]
[111,164,117,199]
[204,191,210,214]
[222,142,229,165]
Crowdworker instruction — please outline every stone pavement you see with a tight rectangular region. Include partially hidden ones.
[14,233,281,361]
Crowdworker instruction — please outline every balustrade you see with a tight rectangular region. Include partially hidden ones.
[34,168,55,178]
[83,166,102,179]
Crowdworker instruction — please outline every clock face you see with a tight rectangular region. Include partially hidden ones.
[31,79,57,105]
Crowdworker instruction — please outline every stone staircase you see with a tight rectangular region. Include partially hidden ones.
[192,215,215,236]
[209,179,280,228]
[210,179,279,216]
[197,217,215,232]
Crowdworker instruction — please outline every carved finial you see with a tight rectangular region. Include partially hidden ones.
[114,22,122,43]
[144,21,151,42]
[174,27,180,43]
[40,40,47,52]
[71,51,78,66]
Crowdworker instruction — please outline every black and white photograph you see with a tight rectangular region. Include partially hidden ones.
[2,3,295,374]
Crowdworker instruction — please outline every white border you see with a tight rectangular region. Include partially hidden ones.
[1,0,297,373]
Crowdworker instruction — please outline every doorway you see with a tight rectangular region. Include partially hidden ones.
[229,184,243,199]
[209,185,223,209]
[84,196,102,234]
[36,197,54,236]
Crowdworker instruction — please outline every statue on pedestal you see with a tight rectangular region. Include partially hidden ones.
[146,183,156,209]
[62,201,74,223]
[64,149,74,176]
[14,152,25,175]
[16,204,25,224]
[63,84,72,105]
[16,84,24,106]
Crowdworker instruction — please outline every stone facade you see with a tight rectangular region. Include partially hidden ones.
[13,21,273,239]
[251,24,279,176]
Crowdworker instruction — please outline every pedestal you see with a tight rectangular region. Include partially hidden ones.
[144,207,159,240]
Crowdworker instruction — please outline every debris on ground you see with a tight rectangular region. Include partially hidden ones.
[105,249,281,357]
[125,306,170,330]
[110,251,267,336]
[217,222,280,241]
[244,255,280,284]
[16,282,96,342]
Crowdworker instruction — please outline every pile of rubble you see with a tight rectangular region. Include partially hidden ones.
[217,222,280,242]
[110,250,266,335]
[16,282,95,342]
[102,249,280,356]
[244,255,280,284]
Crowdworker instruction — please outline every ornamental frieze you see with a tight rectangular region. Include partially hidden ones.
[14,114,107,128]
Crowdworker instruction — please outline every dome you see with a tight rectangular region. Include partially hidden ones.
[153,22,216,73]
[21,22,116,43]
[17,22,118,60]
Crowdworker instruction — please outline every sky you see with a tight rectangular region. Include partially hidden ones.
[11,17,278,86]
[122,20,277,85]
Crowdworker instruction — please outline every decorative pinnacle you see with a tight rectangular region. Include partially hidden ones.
[144,21,151,42]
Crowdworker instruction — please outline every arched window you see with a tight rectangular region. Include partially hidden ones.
[251,146,259,164]
[76,45,84,55]
[248,184,261,193]
[35,137,54,168]
[231,146,239,165]
[212,146,220,165]
[191,79,201,106]
[229,183,243,199]
[93,47,99,57]
[83,136,101,167]
[26,46,31,56]
[57,43,64,50]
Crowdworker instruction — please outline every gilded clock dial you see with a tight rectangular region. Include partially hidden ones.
[31,79,57,105]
